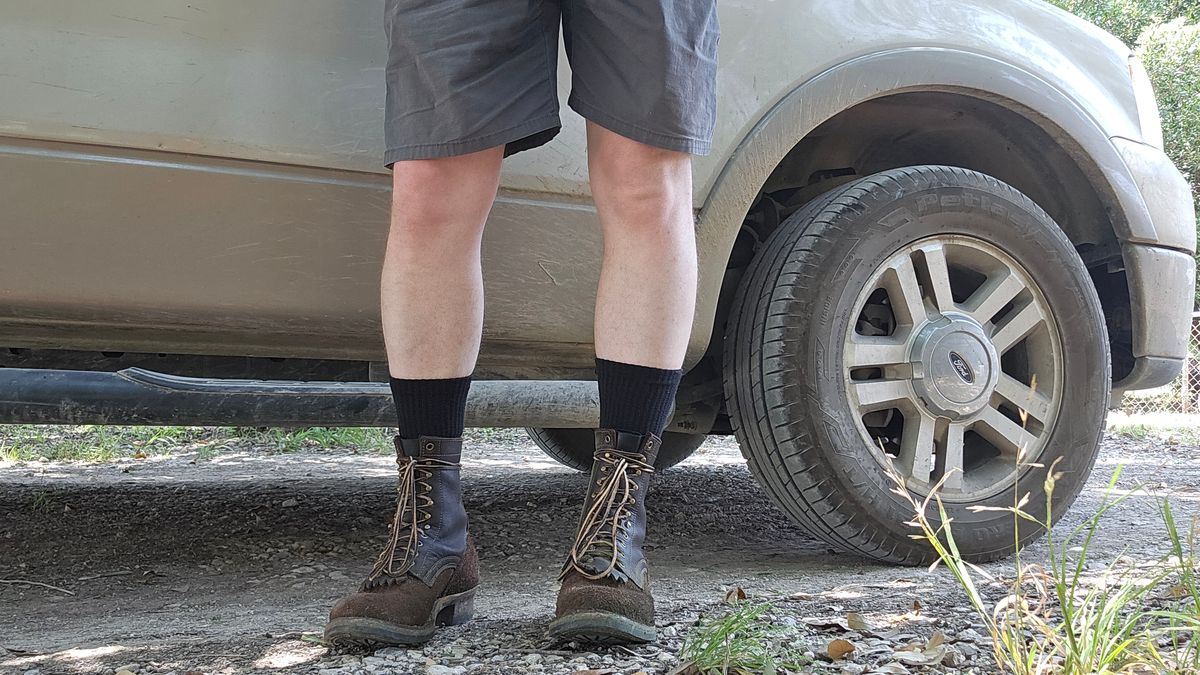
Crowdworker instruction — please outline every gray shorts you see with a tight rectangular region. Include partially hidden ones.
[382,0,719,165]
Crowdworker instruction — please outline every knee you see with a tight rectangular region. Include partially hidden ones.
[589,138,692,222]
[388,152,501,243]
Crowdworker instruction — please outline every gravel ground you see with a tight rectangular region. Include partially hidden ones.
[1,430,1197,675]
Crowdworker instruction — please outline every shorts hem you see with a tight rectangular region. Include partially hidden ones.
[384,114,562,165]
[568,96,712,156]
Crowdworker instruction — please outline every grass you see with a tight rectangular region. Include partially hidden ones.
[1107,412,1200,444]
[890,454,1200,674]
[677,600,812,675]
[0,425,536,463]
[0,425,394,462]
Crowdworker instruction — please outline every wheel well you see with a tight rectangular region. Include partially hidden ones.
[718,91,1134,384]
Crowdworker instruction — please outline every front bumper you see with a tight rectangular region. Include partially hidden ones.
[1111,138,1196,395]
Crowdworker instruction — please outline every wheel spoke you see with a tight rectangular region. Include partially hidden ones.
[990,302,1045,354]
[919,243,956,313]
[851,379,912,412]
[941,422,966,491]
[966,271,1026,326]
[896,412,937,484]
[846,337,909,369]
[994,374,1053,424]
[974,404,1038,455]
[882,255,928,327]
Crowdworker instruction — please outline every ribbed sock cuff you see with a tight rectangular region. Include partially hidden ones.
[595,358,683,437]
[389,376,472,439]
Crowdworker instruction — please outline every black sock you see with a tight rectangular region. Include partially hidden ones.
[595,358,683,437]
[388,376,472,439]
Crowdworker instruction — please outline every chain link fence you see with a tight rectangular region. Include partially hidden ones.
[1120,312,1200,415]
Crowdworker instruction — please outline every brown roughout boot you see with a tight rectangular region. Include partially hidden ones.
[550,429,660,645]
[324,436,478,649]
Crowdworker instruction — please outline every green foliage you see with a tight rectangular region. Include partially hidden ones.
[1139,19,1200,196]
[679,601,812,674]
[0,425,393,462]
[890,456,1200,674]
[1051,1,1200,303]
[1049,0,1200,45]
[1139,18,1200,303]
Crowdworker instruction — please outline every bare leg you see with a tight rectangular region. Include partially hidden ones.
[381,147,505,379]
[549,123,699,647]
[588,122,698,370]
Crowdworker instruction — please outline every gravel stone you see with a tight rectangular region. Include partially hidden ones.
[1,432,1194,674]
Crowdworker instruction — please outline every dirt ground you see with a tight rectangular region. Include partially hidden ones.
[2,430,1197,675]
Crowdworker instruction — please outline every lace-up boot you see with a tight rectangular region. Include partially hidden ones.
[324,436,477,649]
[550,429,659,644]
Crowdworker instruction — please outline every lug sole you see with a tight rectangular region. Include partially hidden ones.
[323,587,476,651]
[548,611,656,645]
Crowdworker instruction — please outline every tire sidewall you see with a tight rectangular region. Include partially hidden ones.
[755,171,1109,560]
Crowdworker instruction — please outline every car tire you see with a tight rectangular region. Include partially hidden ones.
[525,427,705,472]
[723,165,1110,564]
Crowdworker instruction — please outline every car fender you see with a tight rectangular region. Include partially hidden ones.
[687,46,1165,368]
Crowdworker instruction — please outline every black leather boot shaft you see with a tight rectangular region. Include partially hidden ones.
[562,429,660,589]
[363,435,469,589]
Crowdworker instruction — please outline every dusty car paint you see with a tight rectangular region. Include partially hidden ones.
[0,0,1193,388]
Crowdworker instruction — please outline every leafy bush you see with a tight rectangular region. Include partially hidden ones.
[1138,19,1200,302]
[1138,19,1200,207]
[1050,0,1200,45]
[1052,1,1199,303]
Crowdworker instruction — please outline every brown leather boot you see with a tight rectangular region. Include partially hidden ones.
[550,429,659,645]
[324,436,478,649]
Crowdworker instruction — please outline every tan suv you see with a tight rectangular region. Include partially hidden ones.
[1,0,1195,564]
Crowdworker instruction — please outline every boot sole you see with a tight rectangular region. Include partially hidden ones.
[323,587,476,650]
[548,611,656,645]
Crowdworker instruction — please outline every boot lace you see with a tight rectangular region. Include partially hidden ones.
[560,448,653,581]
[365,452,454,585]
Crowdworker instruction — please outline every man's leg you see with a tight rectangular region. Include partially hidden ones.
[550,122,697,645]
[383,148,504,438]
[324,147,503,649]
[589,121,696,396]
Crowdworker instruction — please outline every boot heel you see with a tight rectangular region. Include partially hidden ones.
[434,588,476,627]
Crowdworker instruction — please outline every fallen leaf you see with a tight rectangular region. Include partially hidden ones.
[911,599,922,614]
[893,645,946,666]
[724,586,747,604]
[133,451,147,460]
[804,616,850,631]
[941,648,965,667]
[1168,584,1189,599]
[846,612,871,631]
[926,632,944,649]
[827,638,856,660]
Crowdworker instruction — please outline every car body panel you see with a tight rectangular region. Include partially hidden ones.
[0,0,1144,199]
[0,0,1193,386]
